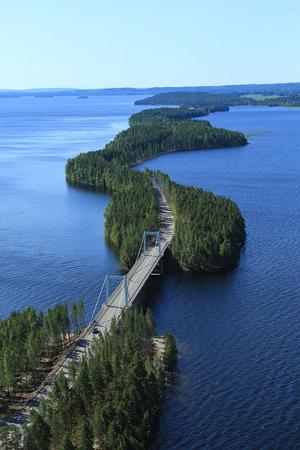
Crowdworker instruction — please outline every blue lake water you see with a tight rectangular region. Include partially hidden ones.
[0,95,147,315]
[1,97,300,449]
[139,106,300,449]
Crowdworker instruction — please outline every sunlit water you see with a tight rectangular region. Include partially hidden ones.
[0,95,147,315]
[1,98,300,449]
[139,106,300,449]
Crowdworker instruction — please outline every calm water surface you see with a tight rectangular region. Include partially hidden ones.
[1,98,300,449]
[139,106,300,450]
[0,95,147,315]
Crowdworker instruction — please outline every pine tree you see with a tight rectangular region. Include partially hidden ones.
[77,299,85,331]
[58,432,75,450]
[76,416,93,450]
[24,411,51,450]
[71,303,78,334]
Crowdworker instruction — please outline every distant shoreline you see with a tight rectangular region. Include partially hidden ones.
[1,81,300,98]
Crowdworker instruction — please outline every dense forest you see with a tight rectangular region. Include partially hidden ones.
[152,171,245,271]
[135,91,244,108]
[66,156,159,268]
[1,308,177,450]
[135,91,300,108]
[129,106,228,125]
[101,117,247,166]
[0,300,84,416]
[66,108,247,271]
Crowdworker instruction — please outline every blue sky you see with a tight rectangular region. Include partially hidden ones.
[1,0,300,89]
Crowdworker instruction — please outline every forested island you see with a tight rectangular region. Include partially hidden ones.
[66,106,247,272]
[1,308,177,450]
[136,91,300,108]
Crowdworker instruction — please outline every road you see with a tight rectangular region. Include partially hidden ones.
[85,187,174,340]
[3,188,174,426]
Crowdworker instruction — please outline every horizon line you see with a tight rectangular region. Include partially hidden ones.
[1,80,300,92]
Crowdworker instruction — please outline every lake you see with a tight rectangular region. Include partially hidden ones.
[0,95,147,316]
[1,97,300,449]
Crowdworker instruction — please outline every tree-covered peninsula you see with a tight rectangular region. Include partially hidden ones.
[66,108,247,272]
[135,91,300,108]
[135,92,244,108]
[129,106,228,125]
[152,171,245,271]
[2,308,176,450]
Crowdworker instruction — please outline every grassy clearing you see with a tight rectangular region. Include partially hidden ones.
[242,94,280,100]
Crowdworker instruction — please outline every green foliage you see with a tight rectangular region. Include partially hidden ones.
[24,411,51,450]
[153,171,245,271]
[163,333,177,371]
[58,433,75,450]
[76,416,93,450]
[105,178,159,268]
[32,308,169,450]
[135,90,300,108]
[0,300,84,413]
[129,107,210,125]
[101,117,246,166]
[135,91,244,108]
[66,107,247,271]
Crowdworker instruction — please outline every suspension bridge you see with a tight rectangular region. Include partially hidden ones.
[2,187,174,426]
[84,187,174,343]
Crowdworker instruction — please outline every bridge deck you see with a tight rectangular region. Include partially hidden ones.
[85,188,174,342]
[3,188,174,425]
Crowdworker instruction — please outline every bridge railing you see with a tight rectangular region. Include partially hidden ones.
[88,230,163,328]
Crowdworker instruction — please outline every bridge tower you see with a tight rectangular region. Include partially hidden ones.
[89,274,129,327]
[143,231,161,256]
[89,230,164,328]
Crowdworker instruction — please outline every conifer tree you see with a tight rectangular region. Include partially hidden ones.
[76,416,93,450]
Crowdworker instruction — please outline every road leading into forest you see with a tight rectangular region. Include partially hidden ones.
[3,187,174,426]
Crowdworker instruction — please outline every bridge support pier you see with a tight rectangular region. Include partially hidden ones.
[123,275,129,307]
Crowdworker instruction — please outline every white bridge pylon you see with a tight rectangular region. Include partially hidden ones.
[88,274,129,327]
[88,230,162,328]
[143,231,161,257]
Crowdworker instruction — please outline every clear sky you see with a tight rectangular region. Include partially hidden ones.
[1,0,300,89]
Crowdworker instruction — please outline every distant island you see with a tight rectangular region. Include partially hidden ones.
[66,103,247,272]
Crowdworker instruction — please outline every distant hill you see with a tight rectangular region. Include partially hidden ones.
[135,91,300,108]
[1,82,300,98]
